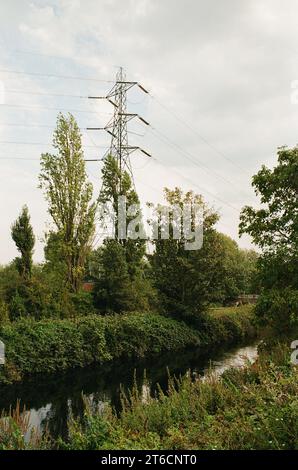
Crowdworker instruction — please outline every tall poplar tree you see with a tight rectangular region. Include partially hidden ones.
[39,113,96,292]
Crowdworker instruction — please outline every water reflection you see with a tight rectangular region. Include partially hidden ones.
[0,342,258,440]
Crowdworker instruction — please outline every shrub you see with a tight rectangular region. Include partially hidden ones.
[255,288,298,334]
[0,307,256,386]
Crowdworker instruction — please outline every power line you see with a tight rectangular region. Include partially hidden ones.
[0,140,107,148]
[0,123,111,133]
[0,155,104,161]
[0,67,244,216]
[5,88,89,99]
[133,162,241,235]
[131,146,242,214]
[0,157,40,161]
[152,157,240,214]
[0,123,54,129]
[0,68,114,83]
[149,127,252,199]
[149,93,251,177]
[0,103,113,115]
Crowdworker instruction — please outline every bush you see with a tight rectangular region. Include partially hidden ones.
[255,288,298,334]
[0,313,200,385]
[0,316,110,384]
[196,305,255,345]
[0,263,97,321]
[0,307,256,386]
[104,313,200,359]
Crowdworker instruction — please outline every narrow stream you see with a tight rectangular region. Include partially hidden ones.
[0,341,258,440]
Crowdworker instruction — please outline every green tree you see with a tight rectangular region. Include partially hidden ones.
[210,233,259,304]
[239,146,297,257]
[92,241,134,313]
[92,155,151,313]
[150,188,220,322]
[39,113,96,292]
[11,206,35,280]
[239,146,298,330]
[99,154,146,274]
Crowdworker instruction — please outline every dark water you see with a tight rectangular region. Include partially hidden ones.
[0,342,258,440]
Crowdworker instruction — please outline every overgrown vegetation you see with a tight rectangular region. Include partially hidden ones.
[240,145,298,332]
[1,340,296,450]
[0,306,255,386]
[58,341,298,450]
[0,402,48,450]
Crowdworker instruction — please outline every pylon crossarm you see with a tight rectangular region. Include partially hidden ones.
[118,113,149,126]
[137,83,149,94]
[106,82,135,99]
[122,146,151,158]
[140,149,152,158]
[138,116,150,126]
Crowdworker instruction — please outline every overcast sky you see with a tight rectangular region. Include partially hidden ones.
[0,0,298,263]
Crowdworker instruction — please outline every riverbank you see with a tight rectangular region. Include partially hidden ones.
[0,305,255,386]
[61,341,298,450]
[1,338,296,450]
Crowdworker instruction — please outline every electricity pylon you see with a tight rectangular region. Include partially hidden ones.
[87,67,151,192]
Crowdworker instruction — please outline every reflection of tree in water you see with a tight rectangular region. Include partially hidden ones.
[40,398,70,440]
[0,349,212,441]
[37,369,125,439]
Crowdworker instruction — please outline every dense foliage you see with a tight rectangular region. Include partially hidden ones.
[240,145,298,331]
[0,114,259,321]
[150,188,257,321]
[0,111,296,452]
[0,306,255,386]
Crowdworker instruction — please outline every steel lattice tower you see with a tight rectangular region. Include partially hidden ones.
[87,67,151,192]
[109,68,130,186]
